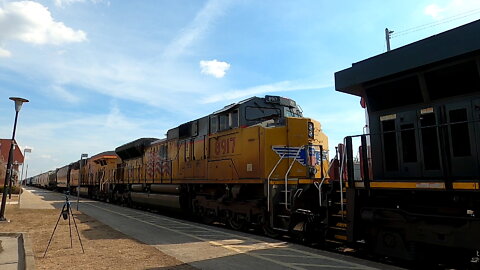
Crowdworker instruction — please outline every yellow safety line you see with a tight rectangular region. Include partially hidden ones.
[292,263,364,269]
[367,181,480,190]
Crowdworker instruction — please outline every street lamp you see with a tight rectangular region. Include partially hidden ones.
[0,97,29,221]
[20,148,32,184]
[18,147,32,204]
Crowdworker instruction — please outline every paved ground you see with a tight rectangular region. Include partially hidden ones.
[19,188,56,209]
[22,187,404,270]
[0,235,18,270]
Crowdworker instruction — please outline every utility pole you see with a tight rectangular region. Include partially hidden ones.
[385,28,394,51]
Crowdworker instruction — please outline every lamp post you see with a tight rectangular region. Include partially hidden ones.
[20,148,32,185]
[18,147,31,204]
[0,97,29,221]
[77,153,88,210]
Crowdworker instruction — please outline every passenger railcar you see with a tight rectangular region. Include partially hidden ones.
[335,19,480,261]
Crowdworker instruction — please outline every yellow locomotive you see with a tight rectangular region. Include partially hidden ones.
[68,95,333,238]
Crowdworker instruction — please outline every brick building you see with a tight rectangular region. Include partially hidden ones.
[0,139,25,186]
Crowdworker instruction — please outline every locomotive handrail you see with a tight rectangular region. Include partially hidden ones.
[267,152,287,212]
[268,144,327,212]
[284,147,304,211]
[314,156,336,208]
[339,138,347,219]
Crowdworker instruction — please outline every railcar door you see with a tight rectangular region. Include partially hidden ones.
[397,110,421,178]
[418,107,443,178]
[380,113,400,178]
[380,110,422,179]
[444,101,478,178]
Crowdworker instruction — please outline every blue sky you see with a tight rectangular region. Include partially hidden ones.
[1,0,479,177]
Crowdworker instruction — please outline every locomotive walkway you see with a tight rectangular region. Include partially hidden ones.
[23,187,404,270]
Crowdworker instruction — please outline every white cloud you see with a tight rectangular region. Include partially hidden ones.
[162,0,228,60]
[0,1,87,54]
[201,80,333,104]
[200,59,230,78]
[424,0,480,19]
[50,85,81,103]
[54,0,105,8]
[0,47,11,57]
[424,4,444,19]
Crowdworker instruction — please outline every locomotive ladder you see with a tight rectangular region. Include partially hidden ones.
[322,145,349,244]
[267,146,304,231]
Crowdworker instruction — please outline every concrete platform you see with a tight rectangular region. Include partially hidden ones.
[0,233,35,270]
[19,188,55,209]
[0,187,52,270]
[18,187,405,270]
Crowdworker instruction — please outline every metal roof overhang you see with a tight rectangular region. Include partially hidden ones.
[335,19,480,97]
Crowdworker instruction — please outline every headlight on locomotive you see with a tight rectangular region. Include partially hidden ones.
[308,122,314,139]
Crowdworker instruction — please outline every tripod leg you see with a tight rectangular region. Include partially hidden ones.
[68,209,73,248]
[70,206,85,253]
[43,203,67,258]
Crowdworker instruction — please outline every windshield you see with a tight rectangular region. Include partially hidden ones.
[284,107,302,117]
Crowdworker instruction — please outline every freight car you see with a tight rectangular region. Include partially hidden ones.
[48,170,57,190]
[32,171,50,188]
[56,164,69,191]
[335,19,480,262]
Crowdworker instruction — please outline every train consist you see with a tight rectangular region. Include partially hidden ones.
[29,20,480,265]
[30,95,336,239]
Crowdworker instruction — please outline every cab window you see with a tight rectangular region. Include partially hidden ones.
[210,115,218,133]
[230,110,239,128]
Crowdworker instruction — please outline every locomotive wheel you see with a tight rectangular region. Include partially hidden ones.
[200,207,215,224]
[227,214,246,231]
[263,224,280,238]
[261,218,280,238]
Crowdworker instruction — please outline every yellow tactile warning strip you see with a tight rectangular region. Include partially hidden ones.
[84,201,382,270]
[355,181,480,190]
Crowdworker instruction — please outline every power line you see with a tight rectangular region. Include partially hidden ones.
[391,8,480,38]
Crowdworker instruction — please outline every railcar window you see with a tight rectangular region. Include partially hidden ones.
[159,145,168,159]
[381,119,399,171]
[366,76,423,111]
[192,121,198,136]
[425,61,480,100]
[179,123,191,138]
[230,110,239,128]
[210,115,218,133]
[420,113,441,170]
[219,114,228,130]
[449,108,471,157]
[245,106,281,121]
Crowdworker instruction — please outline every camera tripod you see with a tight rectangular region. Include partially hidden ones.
[43,193,85,257]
